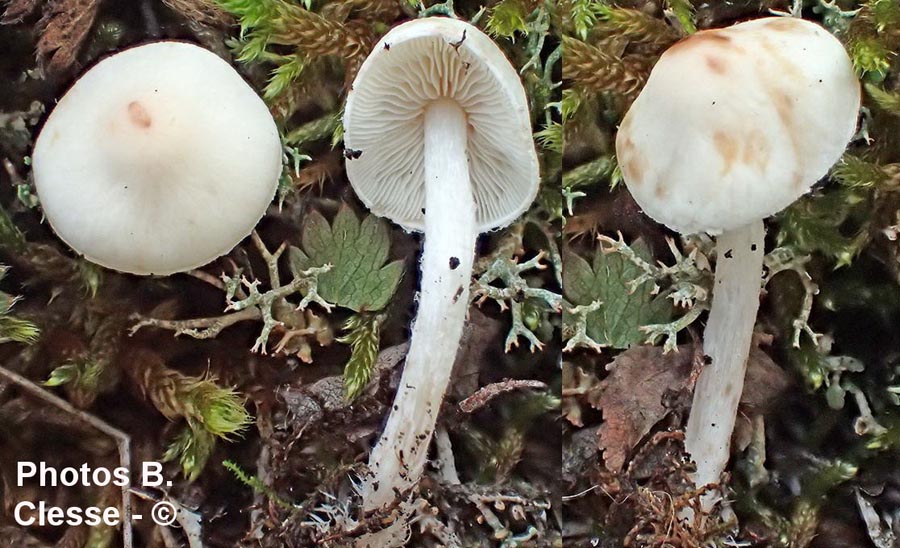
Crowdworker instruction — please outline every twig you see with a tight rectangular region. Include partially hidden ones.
[130,307,261,338]
[186,269,226,290]
[469,494,509,540]
[0,365,133,548]
[459,379,548,413]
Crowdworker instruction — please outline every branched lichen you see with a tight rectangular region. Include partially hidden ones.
[599,233,712,307]
[132,231,334,357]
[562,299,604,352]
[473,235,562,352]
[763,246,820,348]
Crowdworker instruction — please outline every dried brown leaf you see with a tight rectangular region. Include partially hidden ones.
[598,344,790,472]
[35,0,101,73]
[733,346,791,452]
[449,307,506,398]
[740,345,791,414]
[598,345,694,471]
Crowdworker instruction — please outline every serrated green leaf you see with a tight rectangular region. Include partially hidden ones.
[563,239,672,348]
[289,206,403,312]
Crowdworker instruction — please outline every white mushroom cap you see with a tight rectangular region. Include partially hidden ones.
[343,17,540,232]
[616,17,860,235]
[32,41,282,275]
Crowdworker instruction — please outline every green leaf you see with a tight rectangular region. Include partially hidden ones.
[563,239,672,348]
[289,206,404,312]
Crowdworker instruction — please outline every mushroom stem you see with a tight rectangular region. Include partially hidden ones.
[684,219,765,511]
[362,98,476,511]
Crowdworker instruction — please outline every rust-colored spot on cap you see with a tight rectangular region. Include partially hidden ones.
[624,153,646,184]
[668,30,734,55]
[741,129,770,172]
[714,131,739,175]
[706,55,727,74]
[766,17,804,32]
[127,101,152,129]
[654,183,668,199]
[772,91,794,129]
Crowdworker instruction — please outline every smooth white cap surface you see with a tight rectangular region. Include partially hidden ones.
[32,41,282,275]
[616,17,860,235]
[343,17,540,232]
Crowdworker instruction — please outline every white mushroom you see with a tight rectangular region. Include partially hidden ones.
[615,17,860,510]
[32,41,282,276]
[343,17,539,512]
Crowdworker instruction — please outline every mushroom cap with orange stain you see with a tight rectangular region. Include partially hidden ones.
[32,41,282,275]
[615,17,860,235]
